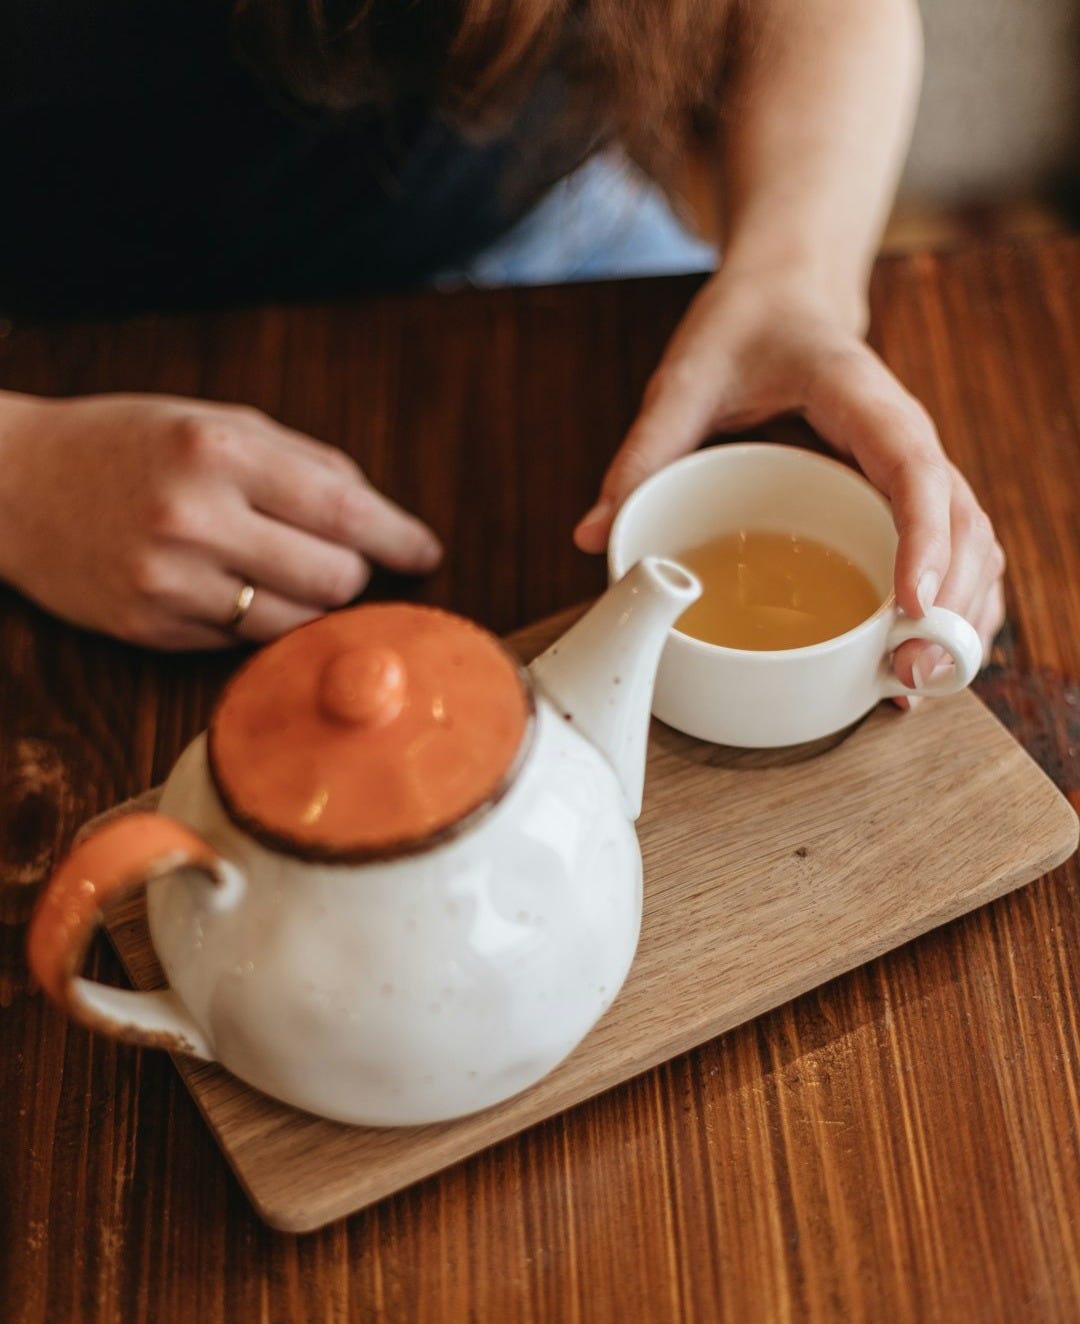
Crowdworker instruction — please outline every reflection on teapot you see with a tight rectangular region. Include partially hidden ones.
[28,559,699,1126]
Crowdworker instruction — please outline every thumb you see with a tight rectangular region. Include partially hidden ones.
[573,359,717,554]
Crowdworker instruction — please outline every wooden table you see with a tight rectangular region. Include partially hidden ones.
[1,238,1078,1322]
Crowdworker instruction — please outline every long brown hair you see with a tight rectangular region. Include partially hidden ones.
[234,0,741,174]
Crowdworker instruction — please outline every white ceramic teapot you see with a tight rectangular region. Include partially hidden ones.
[29,558,699,1126]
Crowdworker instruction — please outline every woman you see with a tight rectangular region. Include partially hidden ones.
[0,0,1004,696]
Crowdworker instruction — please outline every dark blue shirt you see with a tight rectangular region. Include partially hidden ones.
[0,0,581,316]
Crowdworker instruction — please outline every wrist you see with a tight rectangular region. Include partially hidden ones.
[717,240,870,338]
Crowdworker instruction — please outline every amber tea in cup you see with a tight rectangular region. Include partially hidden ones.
[674,530,883,650]
[609,444,983,747]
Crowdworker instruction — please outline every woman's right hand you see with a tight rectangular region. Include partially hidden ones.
[0,391,442,648]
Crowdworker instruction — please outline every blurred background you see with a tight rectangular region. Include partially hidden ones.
[889,0,1078,248]
[679,0,1080,256]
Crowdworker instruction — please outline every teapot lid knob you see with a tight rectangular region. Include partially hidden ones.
[319,645,406,728]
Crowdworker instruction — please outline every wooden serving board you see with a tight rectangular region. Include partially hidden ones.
[102,607,1078,1233]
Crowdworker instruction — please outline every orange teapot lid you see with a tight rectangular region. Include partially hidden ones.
[208,604,533,861]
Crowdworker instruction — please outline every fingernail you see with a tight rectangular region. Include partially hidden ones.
[418,537,443,571]
[575,497,614,535]
[916,570,940,616]
[912,646,946,693]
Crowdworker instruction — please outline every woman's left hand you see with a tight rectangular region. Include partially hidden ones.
[573,266,1006,701]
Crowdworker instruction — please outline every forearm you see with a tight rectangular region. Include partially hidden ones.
[0,390,45,583]
[716,0,923,329]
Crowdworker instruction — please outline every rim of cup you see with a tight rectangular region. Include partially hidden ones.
[607,443,901,661]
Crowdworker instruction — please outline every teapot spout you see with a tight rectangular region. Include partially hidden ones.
[529,557,700,818]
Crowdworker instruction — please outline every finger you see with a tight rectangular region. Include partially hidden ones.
[177,400,363,482]
[896,487,1001,690]
[123,547,317,646]
[890,637,924,694]
[180,567,325,642]
[239,442,442,574]
[325,484,443,575]
[890,547,1004,707]
[803,348,951,619]
[967,535,1007,651]
[889,639,952,711]
[219,508,372,609]
[254,415,364,481]
[972,578,1006,662]
[228,584,324,644]
[933,476,998,621]
[888,454,954,620]
[574,355,721,553]
[888,476,1003,704]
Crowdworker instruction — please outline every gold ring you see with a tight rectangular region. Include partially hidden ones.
[227,583,256,630]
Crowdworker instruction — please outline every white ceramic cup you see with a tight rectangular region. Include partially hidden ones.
[608,443,983,748]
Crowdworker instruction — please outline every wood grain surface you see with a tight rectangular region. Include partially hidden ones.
[98,610,1076,1232]
[2,239,1079,1319]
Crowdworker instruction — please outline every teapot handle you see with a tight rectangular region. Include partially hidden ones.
[27,812,243,1060]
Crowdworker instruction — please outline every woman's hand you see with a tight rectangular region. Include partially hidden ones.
[573,268,1005,698]
[0,392,442,649]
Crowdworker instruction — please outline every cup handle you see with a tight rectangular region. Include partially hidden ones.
[880,605,983,699]
[27,812,244,1060]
